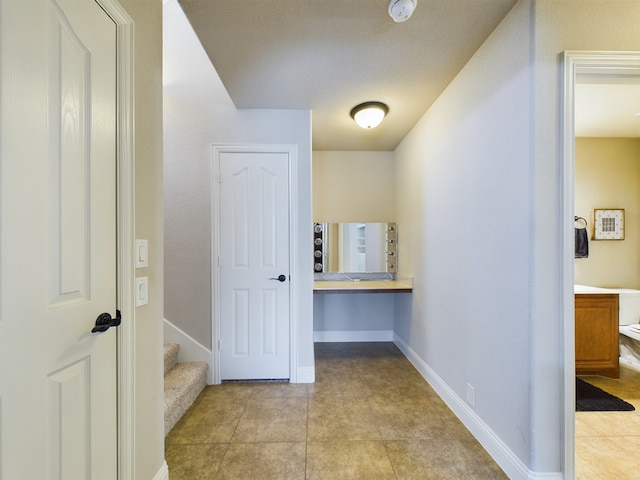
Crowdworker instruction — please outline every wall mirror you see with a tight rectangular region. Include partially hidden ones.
[313,222,397,273]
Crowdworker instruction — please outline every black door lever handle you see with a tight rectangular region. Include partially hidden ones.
[269,274,287,282]
[92,310,121,333]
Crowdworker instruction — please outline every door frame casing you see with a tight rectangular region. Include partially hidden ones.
[211,144,299,384]
[95,0,136,478]
[561,50,640,479]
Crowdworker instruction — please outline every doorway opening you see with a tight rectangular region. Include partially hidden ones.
[563,50,640,478]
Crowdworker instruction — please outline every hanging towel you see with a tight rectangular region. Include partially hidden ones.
[575,216,589,258]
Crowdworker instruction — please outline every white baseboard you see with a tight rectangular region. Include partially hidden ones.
[526,473,565,480]
[164,318,214,384]
[314,330,393,342]
[393,334,562,480]
[296,366,315,383]
[153,461,169,480]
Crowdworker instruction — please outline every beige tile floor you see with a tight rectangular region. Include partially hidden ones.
[576,367,640,480]
[165,342,508,479]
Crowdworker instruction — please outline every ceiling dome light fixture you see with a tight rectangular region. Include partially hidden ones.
[350,102,389,129]
[388,0,417,23]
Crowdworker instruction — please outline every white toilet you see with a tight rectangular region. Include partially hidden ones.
[616,289,640,372]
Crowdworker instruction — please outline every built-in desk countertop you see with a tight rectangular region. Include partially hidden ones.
[313,280,413,294]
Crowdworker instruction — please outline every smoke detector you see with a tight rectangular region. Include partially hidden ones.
[388,0,417,22]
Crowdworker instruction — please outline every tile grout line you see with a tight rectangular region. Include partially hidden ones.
[213,387,253,477]
[305,395,310,480]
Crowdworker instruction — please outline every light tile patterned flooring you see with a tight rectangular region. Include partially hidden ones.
[165,342,508,479]
[576,367,640,480]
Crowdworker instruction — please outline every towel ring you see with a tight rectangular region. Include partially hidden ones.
[574,216,588,228]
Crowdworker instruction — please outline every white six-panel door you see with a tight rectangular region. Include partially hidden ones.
[0,0,118,477]
[218,150,291,380]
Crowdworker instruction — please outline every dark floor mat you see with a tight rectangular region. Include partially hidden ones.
[576,377,635,412]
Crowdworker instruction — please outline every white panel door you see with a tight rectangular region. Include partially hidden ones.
[0,0,118,478]
[219,151,290,380]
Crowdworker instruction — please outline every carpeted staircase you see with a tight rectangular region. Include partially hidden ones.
[164,342,208,435]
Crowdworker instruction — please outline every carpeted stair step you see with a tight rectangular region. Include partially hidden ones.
[164,342,180,376]
[164,360,208,435]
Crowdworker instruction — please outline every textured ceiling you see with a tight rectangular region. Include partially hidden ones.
[177,0,640,150]
[178,0,519,151]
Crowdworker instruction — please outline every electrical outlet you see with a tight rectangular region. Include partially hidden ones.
[466,383,475,408]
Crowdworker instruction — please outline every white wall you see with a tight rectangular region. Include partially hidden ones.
[313,294,395,342]
[394,1,533,476]
[394,0,640,477]
[163,1,315,378]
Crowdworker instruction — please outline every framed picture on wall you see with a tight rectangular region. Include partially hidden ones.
[592,208,625,240]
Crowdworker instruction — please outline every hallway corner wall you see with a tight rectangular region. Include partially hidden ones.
[163,1,314,378]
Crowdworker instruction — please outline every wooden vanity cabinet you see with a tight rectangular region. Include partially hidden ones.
[575,293,619,378]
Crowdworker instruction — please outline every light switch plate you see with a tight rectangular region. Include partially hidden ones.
[135,239,148,268]
[135,276,148,307]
